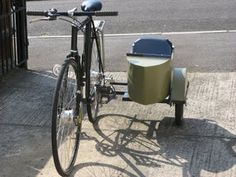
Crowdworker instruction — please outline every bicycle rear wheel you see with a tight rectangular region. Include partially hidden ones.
[52,58,82,176]
[86,37,102,123]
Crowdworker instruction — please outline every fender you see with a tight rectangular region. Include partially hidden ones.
[171,68,188,103]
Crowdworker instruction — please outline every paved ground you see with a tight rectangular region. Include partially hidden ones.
[0,69,236,177]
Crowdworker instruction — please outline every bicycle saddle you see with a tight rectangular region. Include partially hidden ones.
[81,0,102,12]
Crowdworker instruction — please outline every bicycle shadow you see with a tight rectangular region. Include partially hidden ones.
[72,114,236,177]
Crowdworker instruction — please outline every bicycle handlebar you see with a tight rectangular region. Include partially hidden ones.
[27,11,48,16]
[27,10,118,17]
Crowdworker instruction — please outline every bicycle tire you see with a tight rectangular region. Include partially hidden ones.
[52,58,82,176]
[86,36,102,123]
[175,103,184,126]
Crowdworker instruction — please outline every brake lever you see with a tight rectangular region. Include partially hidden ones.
[29,16,56,23]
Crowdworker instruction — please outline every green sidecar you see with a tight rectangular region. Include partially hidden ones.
[126,37,189,125]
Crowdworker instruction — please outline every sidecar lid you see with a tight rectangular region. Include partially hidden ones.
[131,38,174,58]
[127,53,169,67]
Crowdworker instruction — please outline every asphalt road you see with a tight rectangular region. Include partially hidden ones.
[28,32,236,72]
[27,0,236,35]
[26,0,236,72]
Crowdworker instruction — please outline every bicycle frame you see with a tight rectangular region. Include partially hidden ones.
[68,16,104,102]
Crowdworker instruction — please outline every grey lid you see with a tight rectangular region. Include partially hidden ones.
[132,38,173,58]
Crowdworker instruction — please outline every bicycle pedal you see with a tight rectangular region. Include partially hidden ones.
[97,85,116,104]
[100,94,116,104]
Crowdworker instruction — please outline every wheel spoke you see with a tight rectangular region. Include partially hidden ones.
[52,59,82,176]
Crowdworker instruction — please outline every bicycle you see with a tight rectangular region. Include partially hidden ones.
[27,1,118,176]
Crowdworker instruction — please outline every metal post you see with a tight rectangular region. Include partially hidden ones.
[15,0,28,69]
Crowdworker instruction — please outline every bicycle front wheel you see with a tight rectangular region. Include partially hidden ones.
[52,58,82,176]
[86,37,102,123]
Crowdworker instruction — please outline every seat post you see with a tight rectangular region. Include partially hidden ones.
[70,25,78,54]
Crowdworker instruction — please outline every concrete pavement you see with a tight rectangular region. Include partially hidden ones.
[0,70,236,177]
[0,33,236,176]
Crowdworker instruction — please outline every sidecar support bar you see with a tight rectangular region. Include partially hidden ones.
[110,76,188,104]
[110,81,130,101]
[121,92,171,104]
[110,81,171,104]
[110,81,127,86]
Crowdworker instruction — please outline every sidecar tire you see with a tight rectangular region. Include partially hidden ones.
[175,103,184,125]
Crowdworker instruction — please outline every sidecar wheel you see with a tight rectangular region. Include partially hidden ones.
[175,103,184,125]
